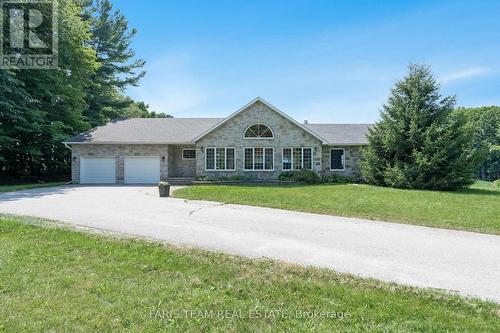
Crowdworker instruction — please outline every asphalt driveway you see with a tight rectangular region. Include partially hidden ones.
[1,185,499,302]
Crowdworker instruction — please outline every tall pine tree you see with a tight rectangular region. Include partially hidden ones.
[360,64,477,190]
[81,0,147,126]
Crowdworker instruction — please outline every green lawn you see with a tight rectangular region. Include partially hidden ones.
[0,182,66,193]
[174,181,500,235]
[0,215,498,332]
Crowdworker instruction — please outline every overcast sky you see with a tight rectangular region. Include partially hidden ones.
[116,0,500,123]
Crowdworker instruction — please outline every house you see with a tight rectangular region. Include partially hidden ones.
[64,97,373,184]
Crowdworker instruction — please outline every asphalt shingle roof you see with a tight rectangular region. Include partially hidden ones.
[65,118,373,145]
[65,118,224,144]
[303,123,373,145]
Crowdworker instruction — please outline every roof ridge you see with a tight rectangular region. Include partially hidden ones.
[125,117,225,119]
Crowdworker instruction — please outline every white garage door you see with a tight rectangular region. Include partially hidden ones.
[80,157,116,184]
[124,157,160,184]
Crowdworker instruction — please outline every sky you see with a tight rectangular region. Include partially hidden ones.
[115,0,500,123]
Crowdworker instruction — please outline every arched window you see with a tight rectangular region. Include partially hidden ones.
[244,124,274,139]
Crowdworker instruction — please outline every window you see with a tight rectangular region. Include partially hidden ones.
[303,148,312,169]
[245,148,253,170]
[293,148,302,170]
[182,149,196,159]
[226,148,235,170]
[206,148,215,170]
[282,148,292,170]
[244,124,274,138]
[330,148,345,170]
[244,148,274,170]
[282,147,313,170]
[264,148,273,170]
[205,148,235,171]
[216,148,225,170]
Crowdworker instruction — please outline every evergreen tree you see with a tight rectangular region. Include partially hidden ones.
[360,64,477,190]
[0,0,98,179]
[0,70,42,177]
[0,0,158,181]
[81,0,146,126]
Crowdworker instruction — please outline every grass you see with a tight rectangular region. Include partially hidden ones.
[0,182,66,193]
[174,181,500,235]
[0,215,498,332]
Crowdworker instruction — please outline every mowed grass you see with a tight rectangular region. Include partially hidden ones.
[0,215,499,332]
[0,182,66,193]
[174,181,500,235]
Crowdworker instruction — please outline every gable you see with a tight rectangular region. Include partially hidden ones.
[193,97,326,143]
[195,98,324,147]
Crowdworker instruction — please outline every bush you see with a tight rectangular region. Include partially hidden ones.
[195,175,248,182]
[277,171,294,181]
[320,175,357,184]
[493,179,500,188]
[278,170,320,184]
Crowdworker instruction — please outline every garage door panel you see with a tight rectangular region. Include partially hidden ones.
[80,157,116,184]
[125,157,160,184]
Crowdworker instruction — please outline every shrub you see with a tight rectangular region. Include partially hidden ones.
[278,170,320,184]
[320,175,357,184]
[277,171,294,181]
[195,175,248,182]
[493,179,500,188]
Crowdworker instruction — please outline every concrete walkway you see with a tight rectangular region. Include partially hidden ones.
[0,185,499,302]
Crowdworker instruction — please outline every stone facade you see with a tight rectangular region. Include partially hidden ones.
[195,100,324,179]
[321,145,362,177]
[168,145,196,177]
[71,144,169,183]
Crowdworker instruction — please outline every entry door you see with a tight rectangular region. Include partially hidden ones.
[124,157,160,184]
[80,157,116,184]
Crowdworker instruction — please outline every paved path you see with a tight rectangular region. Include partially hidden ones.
[1,185,499,302]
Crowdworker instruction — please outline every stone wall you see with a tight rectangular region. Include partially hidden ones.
[321,145,363,177]
[71,144,169,183]
[168,145,196,177]
[195,100,323,179]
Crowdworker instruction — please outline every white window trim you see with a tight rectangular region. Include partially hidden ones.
[282,147,313,171]
[182,148,196,160]
[243,123,275,140]
[330,148,346,171]
[243,147,274,171]
[205,147,236,171]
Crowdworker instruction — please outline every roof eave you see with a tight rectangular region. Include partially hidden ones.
[62,141,194,145]
[324,142,368,146]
